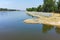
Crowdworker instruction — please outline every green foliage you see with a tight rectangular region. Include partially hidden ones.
[43,0,56,12]
[57,0,60,12]
[37,5,43,12]
[26,0,60,13]
[26,7,37,11]
[0,8,19,11]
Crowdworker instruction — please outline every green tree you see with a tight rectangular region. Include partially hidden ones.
[26,0,60,13]
[57,0,60,12]
[37,5,43,12]
[32,7,37,11]
[26,7,37,11]
[43,0,56,12]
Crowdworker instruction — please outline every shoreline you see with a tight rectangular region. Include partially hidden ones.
[24,11,60,26]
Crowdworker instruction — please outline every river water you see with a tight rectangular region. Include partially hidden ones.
[0,11,60,40]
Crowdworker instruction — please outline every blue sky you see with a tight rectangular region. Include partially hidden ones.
[0,0,43,10]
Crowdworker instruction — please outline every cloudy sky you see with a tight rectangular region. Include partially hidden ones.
[0,0,43,10]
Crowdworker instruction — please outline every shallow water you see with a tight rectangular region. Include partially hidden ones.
[0,11,60,40]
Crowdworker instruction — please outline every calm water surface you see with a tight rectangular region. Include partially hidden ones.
[0,11,60,40]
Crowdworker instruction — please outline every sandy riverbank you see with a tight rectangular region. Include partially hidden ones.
[24,11,60,26]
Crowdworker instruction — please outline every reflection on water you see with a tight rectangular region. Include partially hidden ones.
[42,24,60,34]
[55,27,60,34]
[42,24,54,33]
[0,11,60,40]
[26,12,60,40]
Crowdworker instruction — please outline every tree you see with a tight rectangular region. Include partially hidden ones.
[37,5,43,12]
[26,0,60,13]
[57,0,60,12]
[43,0,56,12]
[26,7,37,11]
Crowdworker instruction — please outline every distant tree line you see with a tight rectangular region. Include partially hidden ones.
[26,0,60,13]
[0,8,20,11]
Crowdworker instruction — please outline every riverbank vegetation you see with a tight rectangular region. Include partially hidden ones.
[0,8,20,11]
[26,0,60,13]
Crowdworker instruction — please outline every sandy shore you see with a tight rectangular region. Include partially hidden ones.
[24,11,60,26]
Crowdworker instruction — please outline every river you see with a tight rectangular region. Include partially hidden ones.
[0,11,60,40]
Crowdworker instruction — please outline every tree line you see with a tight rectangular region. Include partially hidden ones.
[26,0,60,13]
[0,8,20,11]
